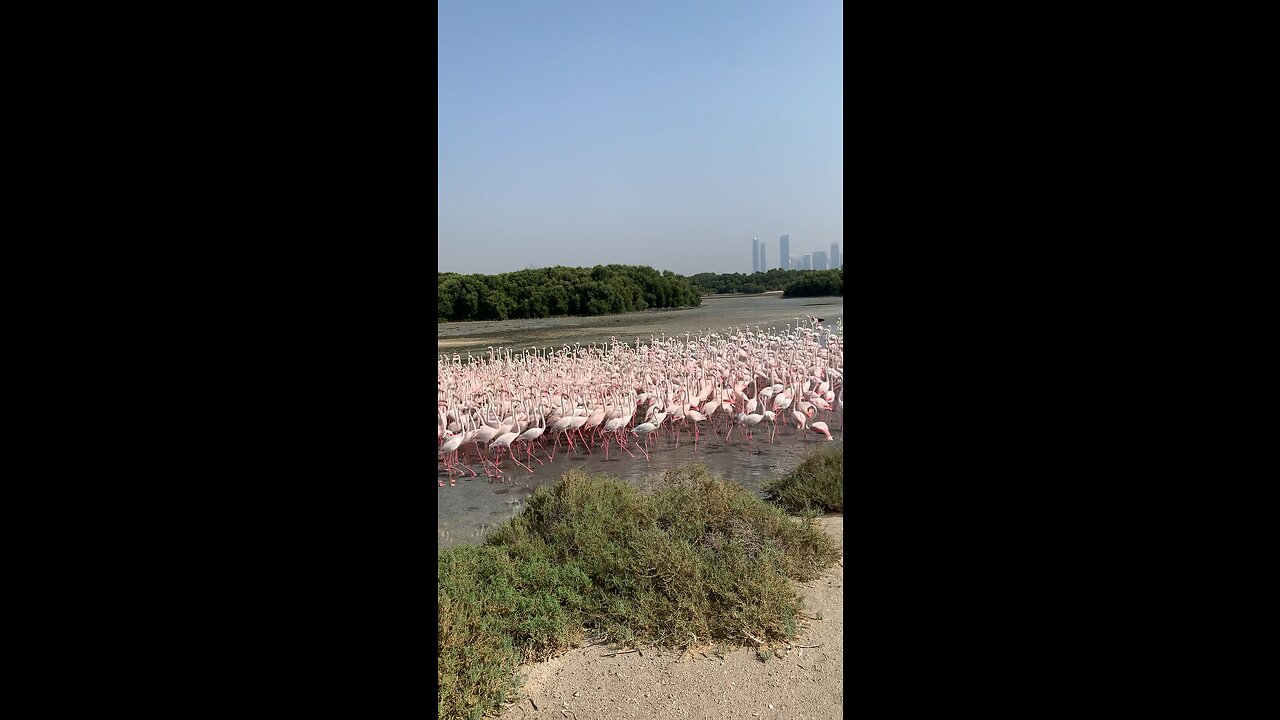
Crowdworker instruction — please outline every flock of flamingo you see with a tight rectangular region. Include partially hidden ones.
[437,317,843,486]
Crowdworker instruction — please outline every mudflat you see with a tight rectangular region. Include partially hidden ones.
[438,294,845,357]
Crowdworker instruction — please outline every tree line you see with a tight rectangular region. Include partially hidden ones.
[782,268,843,297]
[687,268,832,295]
[688,268,843,297]
[438,264,844,322]
[438,265,704,322]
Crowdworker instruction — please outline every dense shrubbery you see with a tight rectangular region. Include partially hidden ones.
[783,268,843,297]
[763,446,843,513]
[438,265,702,322]
[438,463,841,720]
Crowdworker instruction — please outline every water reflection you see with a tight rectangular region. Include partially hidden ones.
[437,417,843,550]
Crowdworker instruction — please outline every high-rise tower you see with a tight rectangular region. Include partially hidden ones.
[780,235,790,271]
[830,243,841,269]
[752,238,759,273]
[814,251,828,270]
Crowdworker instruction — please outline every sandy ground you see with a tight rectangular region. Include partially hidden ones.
[494,515,844,720]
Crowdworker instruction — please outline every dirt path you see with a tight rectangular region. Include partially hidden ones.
[494,515,844,720]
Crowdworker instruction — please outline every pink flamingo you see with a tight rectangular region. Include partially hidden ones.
[701,399,723,437]
[649,408,667,447]
[516,412,546,465]
[567,412,591,454]
[792,409,807,435]
[547,414,575,459]
[682,409,706,446]
[763,409,778,443]
[739,411,765,450]
[630,422,657,460]
[582,403,606,453]
[808,421,833,441]
[603,412,631,460]
[468,422,503,477]
[435,319,842,475]
[438,432,464,486]
[491,431,533,474]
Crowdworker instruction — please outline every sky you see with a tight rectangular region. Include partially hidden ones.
[439,0,842,277]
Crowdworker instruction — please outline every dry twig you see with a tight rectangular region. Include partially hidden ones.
[602,649,640,657]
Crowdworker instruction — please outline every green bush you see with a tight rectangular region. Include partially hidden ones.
[437,464,841,720]
[763,447,844,514]
[782,268,843,297]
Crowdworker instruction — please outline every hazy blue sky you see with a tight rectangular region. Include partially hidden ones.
[438,0,842,276]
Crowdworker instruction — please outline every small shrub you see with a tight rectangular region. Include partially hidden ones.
[763,447,843,513]
[438,465,841,720]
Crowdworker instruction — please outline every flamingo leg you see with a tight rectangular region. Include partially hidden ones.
[476,447,501,478]
[456,449,478,477]
[446,455,458,486]
[504,446,533,473]
[618,431,637,458]
[525,443,544,466]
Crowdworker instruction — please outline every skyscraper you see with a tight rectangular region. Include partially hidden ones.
[780,235,790,271]
[814,251,828,270]
[759,243,766,272]
[830,243,841,269]
[802,253,812,270]
[752,238,759,273]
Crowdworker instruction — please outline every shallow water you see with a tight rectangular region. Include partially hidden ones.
[437,293,845,551]
[437,419,844,550]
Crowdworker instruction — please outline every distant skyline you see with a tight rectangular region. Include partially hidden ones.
[439,0,843,276]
